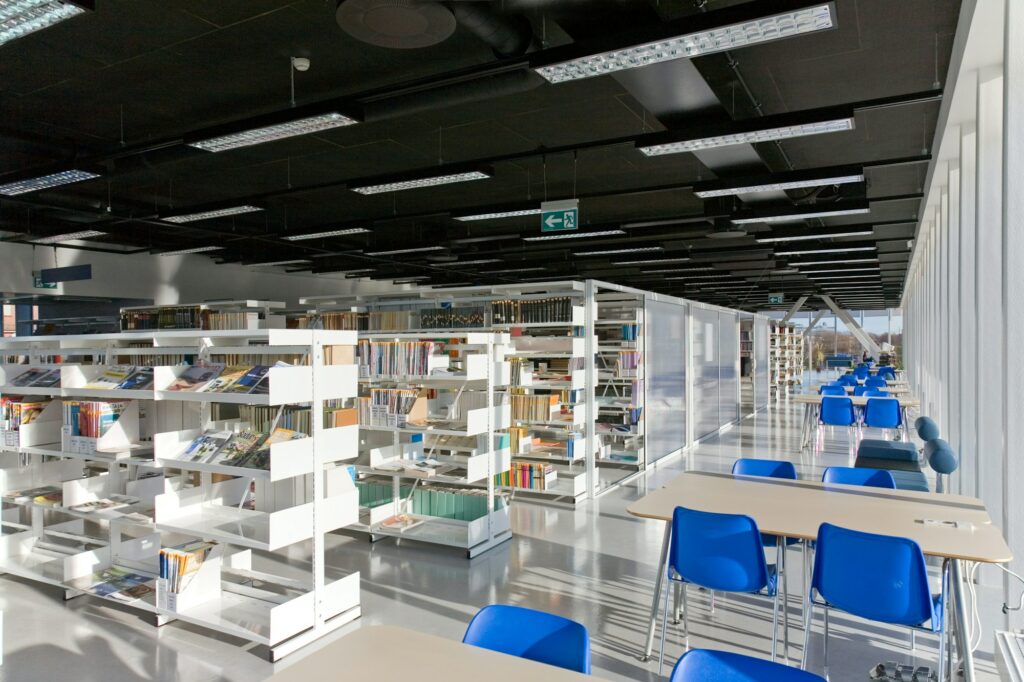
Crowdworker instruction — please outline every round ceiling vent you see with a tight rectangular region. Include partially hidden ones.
[336,0,456,49]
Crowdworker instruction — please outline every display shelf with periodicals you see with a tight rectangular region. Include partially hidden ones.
[343,331,513,557]
[0,328,362,660]
[593,289,646,491]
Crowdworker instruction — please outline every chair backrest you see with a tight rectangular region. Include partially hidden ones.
[838,374,859,386]
[731,458,797,479]
[670,507,770,593]
[820,396,855,426]
[878,366,897,379]
[671,649,826,682]
[462,605,591,674]
[822,466,897,489]
[852,385,870,396]
[820,385,846,396]
[812,523,936,628]
[865,376,887,388]
[864,397,901,428]
[863,389,889,397]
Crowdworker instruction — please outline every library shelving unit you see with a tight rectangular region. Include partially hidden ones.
[120,299,286,332]
[769,321,804,397]
[593,287,645,493]
[0,327,361,660]
[346,331,514,557]
[740,319,754,406]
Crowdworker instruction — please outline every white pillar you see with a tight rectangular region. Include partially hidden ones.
[975,66,1005,585]
[958,120,978,498]
[1002,0,1024,628]
[938,186,949,429]
[946,160,961,485]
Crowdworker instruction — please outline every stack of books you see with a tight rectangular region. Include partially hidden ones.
[1,397,50,430]
[159,541,216,594]
[63,400,129,437]
[8,367,61,388]
[356,340,444,377]
[510,393,559,422]
[491,297,573,324]
[495,461,556,490]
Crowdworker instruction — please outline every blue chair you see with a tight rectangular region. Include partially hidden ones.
[660,507,783,671]
[852,385,870,396]
[837,374,859,387]
[802,524,946,680]
[878,366,897,380]
[671,649,826,682]
[822,466,896,489]
[463,605,591,674]
[863,397,903,440]
[863,389,889,397]
[732,458,797,480]
[819,385,845,396]
[820,397,855,428]
[865,376,887,388]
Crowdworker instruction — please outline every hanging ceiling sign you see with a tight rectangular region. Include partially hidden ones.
[768,292,785,304]
[540,199,579,233]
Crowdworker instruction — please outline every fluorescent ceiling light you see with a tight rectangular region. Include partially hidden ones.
[644,267,715,274]
[159,246,224,256]
[792,258,877,266]
[339,268,375,274]
[617,256,690,266]
[492,267,547,273]
[693,173,864,198]
[798,267,880,273]
[30,230,106,244]
[576,246,662,256]
[640,118,852,156]
[731,206,870,224]
[0,0,90,47]
[435,259,502,266]
[163,205,263,223]
[776,246,876,256]
[523,229,625,242]
[450,233,519,244]
[808,274,879,280]
[282,228,371,241]
[393,276,430,283]
[756,230,872,243]
[245,259,311,267]
[188,113,357,153]
[365,246,447,256]
[0,169,99,196]
[665,275,737,281]
[454,208,542,221]
[535,4,833,84]
[351,171,490,195]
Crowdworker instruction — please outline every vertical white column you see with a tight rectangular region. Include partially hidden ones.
[946,160,961,481]
[959,119,978,497]
[975,66,1005,583]
[938,187,949,428]
[1002,0,1024,628]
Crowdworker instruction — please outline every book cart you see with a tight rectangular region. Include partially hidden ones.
[299,279,649,510]
[0,326,361,661]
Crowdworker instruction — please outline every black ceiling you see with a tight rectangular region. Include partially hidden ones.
[0,0,960,311]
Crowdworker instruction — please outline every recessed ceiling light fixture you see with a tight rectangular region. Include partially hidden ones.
[534,3,834,83]
[756,230,873,243]
[393,276,431,283]
[791,258,877,266]
[29,230,106,244]
[576,246,663,256]
[454,208,542,221]
[638,107,853,157]
[435,259,502,266]
[492,267,547,273]
[808,274,879,280]
[776,246,876,256]
[158,246,224,256]
[730,202,870,224]
[0,0,92,47]
[365,245,447,256]
[617,256,691,266]
[798,267,880,274]
[245,259,312,267]
[644,267,715,274]
[523,229,626,242]
[188,113,358,153]
[162,205,263,223]
[0,169,99,196]
[282,227,371,241]
[692,167,864,198]
[350,170,491,195]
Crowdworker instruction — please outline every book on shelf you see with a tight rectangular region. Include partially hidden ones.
[116,367,155,390]
[219,365,271,394]
[227,427,303,469]
[491,296,573,325]
[81,567,156,602]
[495,461,556,490]
[159,540,217,594]
[82,365,135,389]
[356,340,446,377]
[165,363,225,392]
[63,400,129,437]
[1,397,50,430]
[3,485,61,504]
[68,494,140,514]
[10,367,60,388]
[210,429,263,466]
[200,364,250,392]
[510,393,559,422]
[180,430,235,463]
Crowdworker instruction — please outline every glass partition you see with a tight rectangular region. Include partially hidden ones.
[645,298,687,462]
[719,311,740,425]
[692,305,721,440]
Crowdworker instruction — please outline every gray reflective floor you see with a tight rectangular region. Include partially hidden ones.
[0,400,1004,681]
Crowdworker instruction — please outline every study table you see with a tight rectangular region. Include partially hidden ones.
[627,471,1011,682]
[266,625,594,681]
[793,392,921,449]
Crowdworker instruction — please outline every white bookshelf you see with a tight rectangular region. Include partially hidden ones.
[0,328,360,660]
[769,321,804,397]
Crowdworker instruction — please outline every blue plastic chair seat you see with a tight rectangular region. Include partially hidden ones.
[671,649,826,682]
[462,605,591,674]
[820,396,856,426]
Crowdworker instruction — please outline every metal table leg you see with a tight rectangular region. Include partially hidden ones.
[951,559,975,681]
[800,404,811,450]
[642,521,673,661]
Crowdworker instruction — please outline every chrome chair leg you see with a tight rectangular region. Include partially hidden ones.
[781,542,790,663]
[771,573,781,663]
[801,598,813,671]
[658,574,670,675]
[672,582,681,624]
[682,582,690,651]
[823,605,830,681]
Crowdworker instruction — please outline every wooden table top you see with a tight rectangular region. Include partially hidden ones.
[793,393,921,408]
[626,472,1012,564]
[267,625,595,681]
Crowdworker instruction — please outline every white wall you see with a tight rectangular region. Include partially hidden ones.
[903,0,1023,630]
[0,242,402,304]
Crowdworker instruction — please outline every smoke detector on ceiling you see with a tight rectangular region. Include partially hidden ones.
[336,0,456,49]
